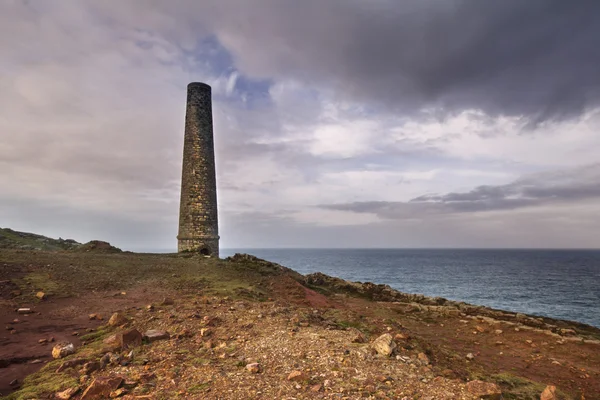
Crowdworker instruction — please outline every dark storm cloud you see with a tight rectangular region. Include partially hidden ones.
[322,164,600,218]
[198,0,600,122]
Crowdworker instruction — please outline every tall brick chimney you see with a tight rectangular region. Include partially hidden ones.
[177,82,219,256]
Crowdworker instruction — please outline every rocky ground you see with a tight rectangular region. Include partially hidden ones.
[0,250,598,399]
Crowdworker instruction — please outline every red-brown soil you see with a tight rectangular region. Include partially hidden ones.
[1,250,598,399]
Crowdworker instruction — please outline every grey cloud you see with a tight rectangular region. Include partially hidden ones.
[322,164,600,218]
[181,0,600,123]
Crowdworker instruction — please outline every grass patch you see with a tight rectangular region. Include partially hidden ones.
[490,373,568,400]
[4,371,78,400]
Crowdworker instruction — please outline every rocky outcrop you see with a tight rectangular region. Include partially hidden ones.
[304,271,599,339]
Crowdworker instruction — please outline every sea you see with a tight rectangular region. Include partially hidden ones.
[221,248,600,328]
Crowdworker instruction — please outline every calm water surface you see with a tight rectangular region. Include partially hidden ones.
[222,248,600,328]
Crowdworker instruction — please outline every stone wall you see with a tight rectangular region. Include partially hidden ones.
[177,82,220,256]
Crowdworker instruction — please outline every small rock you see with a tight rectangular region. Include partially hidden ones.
[417,352,430,365]
[52,342,75,359]
[559,328,576,336]
[246,362,261,373]
[475,325,486,333]
[541,385,558,400]
[146,304,154,311]
[466,353,475,360]
[352,332,366,343]
[371,333,397,357]
[81,376,124,400]
[36,291,46,300]
[17,308,32,314]
[394,332,409,341]
[56,358,87,372]
[200,328,212,337]
[465,380,502,400]
[287,370,308,381]
[9,379,19,386]
[39,338,48,344]
[30,359,43,364]
[117,329,142,349]
[109,387,128,398]
[55,387,80,399]
[108,313,128,327]
[310,384,322,392]
[88,314,103,321]
[494,329,503,335]
[160,297,175,306]
[143,329,170,342]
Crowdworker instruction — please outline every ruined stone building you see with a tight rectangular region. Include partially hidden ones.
[177,82,219,256]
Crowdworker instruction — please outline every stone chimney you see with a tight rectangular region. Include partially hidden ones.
[177,82,219,256]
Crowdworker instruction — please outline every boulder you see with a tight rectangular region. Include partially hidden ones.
[541,385,558,400]
[117,329,142,349]
[52,342,75,359]
[108,313,128,327]
[81,377,124,400]
[371,333,396,356]
[143,329,170,342]
[465,380,502,400]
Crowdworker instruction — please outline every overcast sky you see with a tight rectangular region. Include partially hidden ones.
[2,1,600,251]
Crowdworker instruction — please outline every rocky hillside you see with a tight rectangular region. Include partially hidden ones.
[0,228,121,253]
[0,227,80,251]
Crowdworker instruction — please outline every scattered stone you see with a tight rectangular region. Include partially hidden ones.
[56,358,87,372]
[36,291,46,300]
[200,328,212,337]
[417,352,430,365]
[81,376,124,400]
[52,342,75,359]
[352,331,366,343]
[118,329,142,349]
[541,385,558,400]
[465,380,502,400]
[475,325,486,333]
[494,329,503,335]
[55,387,80,399]
[81,361,101,375]
[246,363,261,373]
[287,370,308,381]
[310,384,322,392]
[466,353,475,360]
[108,313,128,327]
[559,328,576,336]
[160,297,175,306]
[143,329,170,342]
[88,314,103,321]
[371,333,397,357]
[109,387,128,398]
[394,332,409,341]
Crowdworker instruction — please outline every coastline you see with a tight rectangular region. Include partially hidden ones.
[1,249,598,399]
